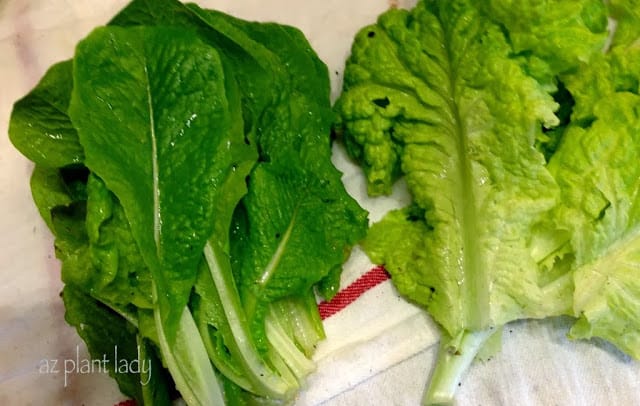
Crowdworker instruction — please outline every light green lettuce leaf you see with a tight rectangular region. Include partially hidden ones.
[477,0,609,159]
[608,0,640,47]
[548,45,640,358]
[363,205,433,307]
[334,0,607,402]
[336,0,567,337]
[480,0,608,81]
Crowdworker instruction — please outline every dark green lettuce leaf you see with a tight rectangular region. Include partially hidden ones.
[11,1,367,404]
[30,165,86,230]
[111,0,286,141]
[69,24,237,338]
[82,175,153,311]
[107,1,367,399]
[68,25,242,404]
[219,9,367,357]
[62,285,172,406]
[9,61,83,168]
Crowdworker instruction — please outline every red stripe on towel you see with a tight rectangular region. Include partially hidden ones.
[318,266,390,320]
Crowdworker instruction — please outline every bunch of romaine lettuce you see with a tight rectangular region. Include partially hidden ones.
[8,0,368,404]
[335,0,640,403]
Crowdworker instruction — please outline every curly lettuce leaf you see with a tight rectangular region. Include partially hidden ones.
[336,0,568,338]
[480,0,608,81]
[608,0,640,47]
[547,43,640,357]
[333,1,616,402]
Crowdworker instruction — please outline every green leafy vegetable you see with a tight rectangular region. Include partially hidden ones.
[9,0,367,404]
[337,0,572,348]
[549,43,640,358]
[9,61,83,168]
[69,24,235,336]
[69,25,236,406]
[334,0,640,403]
[62,285,172,405]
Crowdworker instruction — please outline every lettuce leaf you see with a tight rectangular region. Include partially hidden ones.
[9,60,83,168]
[335,0,610,403]
[10,1,368,404]
[68,25,240,405]
[548,41,640,358]
[62,285,172,405]
[336,0,569,336]
[480,0,608,82]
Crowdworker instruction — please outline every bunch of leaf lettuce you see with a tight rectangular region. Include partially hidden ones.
[9,0,368,404]
[335,0,640,403]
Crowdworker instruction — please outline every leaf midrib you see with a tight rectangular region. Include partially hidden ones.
[143,62,162,256]
[440,13,487,330]
[258,204,299,287]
